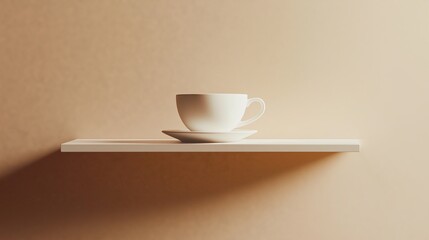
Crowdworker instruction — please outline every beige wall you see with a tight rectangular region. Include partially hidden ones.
[1,0,428,239]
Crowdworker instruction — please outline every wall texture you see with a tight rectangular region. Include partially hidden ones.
[1,0,428,239]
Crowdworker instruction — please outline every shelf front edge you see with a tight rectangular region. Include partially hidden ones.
[60,139,360,152]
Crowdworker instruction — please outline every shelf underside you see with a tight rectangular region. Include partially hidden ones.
[61,139,360,152]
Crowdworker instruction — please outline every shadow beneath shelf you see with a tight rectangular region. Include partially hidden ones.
[0,150,336,233]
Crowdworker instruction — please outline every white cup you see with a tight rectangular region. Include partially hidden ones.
[176,93,265,132]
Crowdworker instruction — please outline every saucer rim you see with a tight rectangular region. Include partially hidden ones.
[162,129,257,134]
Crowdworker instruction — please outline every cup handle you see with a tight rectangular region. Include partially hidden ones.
[236,98,265,128]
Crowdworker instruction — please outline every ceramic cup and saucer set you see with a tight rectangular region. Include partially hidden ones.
[162,93,265,143]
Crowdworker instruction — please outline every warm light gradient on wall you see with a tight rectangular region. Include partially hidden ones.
[1,0,428,239]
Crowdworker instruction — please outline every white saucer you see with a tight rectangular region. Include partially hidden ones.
[162,129,257,143]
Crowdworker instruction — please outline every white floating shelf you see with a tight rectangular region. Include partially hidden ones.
[61,139,360,152]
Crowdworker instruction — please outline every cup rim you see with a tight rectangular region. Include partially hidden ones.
[176,93,247,96]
